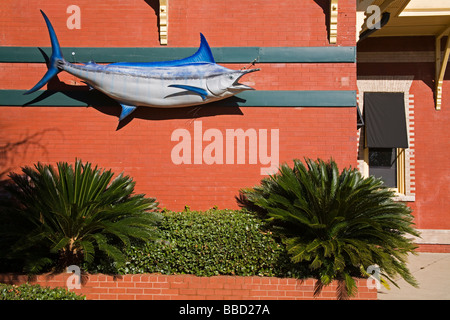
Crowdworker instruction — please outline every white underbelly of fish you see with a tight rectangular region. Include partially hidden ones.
[91,74,216,108]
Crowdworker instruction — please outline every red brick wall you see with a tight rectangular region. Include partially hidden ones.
[0,107,357,211]
[0,273,377,300]
[358,37,450,231]
[0,0,356,47]
[417,244,450,253]
[0,0,357,211]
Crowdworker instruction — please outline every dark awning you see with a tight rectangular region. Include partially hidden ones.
[357,105,364,129]
[364,92,408,148]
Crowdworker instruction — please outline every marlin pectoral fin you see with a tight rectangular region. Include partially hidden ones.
[119,103,137,121]
[81,81,94,91]
[168,84,208,101]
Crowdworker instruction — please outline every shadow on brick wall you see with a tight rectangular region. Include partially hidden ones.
[144,0,161,41]
[313,0,330,40]
[0,129,60,182]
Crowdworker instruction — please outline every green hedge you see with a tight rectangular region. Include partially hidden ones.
[100,209,305,278]
[0,283,85,300]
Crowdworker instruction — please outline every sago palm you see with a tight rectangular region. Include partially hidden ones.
[238,158,420,299]
[0,160,160,273]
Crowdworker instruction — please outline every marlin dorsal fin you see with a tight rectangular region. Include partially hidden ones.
[109,33,214,68]
[185,33,215,64]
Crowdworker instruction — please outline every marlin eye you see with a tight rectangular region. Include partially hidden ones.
[229,76,233,80]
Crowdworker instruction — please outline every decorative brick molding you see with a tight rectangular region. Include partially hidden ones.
[0,273,377,300]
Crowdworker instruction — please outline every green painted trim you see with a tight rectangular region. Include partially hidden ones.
[238,90,357,107]
[0,46,356,63]
[0,90,356,107]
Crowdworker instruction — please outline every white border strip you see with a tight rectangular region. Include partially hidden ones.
[413,229,450,245]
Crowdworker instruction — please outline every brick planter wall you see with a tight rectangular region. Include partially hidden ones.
[0,273,377,300]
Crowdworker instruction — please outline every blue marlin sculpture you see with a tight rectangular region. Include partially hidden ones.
[26,10,260,121]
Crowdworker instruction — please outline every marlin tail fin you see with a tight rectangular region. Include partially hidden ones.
[24,10,64,95]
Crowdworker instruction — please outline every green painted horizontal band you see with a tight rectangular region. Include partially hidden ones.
[0,46,356,64]
[238,90,357,107]
[0,90,356,108]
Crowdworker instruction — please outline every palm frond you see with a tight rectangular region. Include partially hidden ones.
[239,158,419,299]
[1,160,161,273]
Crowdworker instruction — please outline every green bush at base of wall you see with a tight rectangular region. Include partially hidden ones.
[0,283,86,300]
[93,209,306,278]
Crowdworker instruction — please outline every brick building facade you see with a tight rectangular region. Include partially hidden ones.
[0,0,448,251]
[0,0,357,209]
[357,0,450,251]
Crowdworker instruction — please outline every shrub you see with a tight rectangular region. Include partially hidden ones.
[238,158,420,299]
[0,283,85,300]
[0,160,161,274]
[100,209,305,278]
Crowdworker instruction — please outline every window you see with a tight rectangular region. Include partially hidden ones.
[367,147,406,193]
[357,77,415,201]
[369,148,397,188]
[363,92,408,194]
